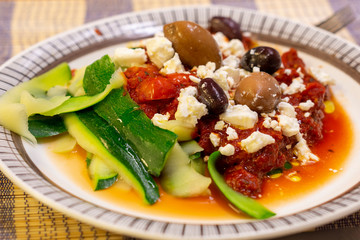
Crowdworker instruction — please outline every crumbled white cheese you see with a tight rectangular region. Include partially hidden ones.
[189,75,201,84]
[214,120,226,130]
[213,69,230,91]
[262,117,272,128]
[213,66,241,90]
[299,100,315,111]
[294,133,319,164]
[213,32,228,48]
[280,83,289,93]
[213,32,245,58]
[219,144,235,156]
[210,132,221,147]
[309,67,335,85]
[284,68,292,76]
[226,126,238,140]
[278,102,296,118]
[277,115,300,137]
[222,55,240,68]
[222,39,245,57]
[270,120,281,131]
[262,111,276,118]
[240,131,275,153]
[304,112,311,117]
[160,53,185,75]
[220,104,258,129]
[151,112,170,127]
[268,110,276,117]
[296,67,305,78]
[252,66,260,72]
[113,47,147,67]
[175,86,208,127]
[282,97,290,103]
[263,117,281,131]
[145,37,174,68]
[196,62,216,79]
[282,77,306,95]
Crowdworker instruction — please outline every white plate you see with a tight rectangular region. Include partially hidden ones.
[1,5,360,240]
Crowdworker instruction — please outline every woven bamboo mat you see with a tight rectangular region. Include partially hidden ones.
[0,0,360,239]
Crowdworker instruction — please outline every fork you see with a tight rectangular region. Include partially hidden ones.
[315,5,357,33]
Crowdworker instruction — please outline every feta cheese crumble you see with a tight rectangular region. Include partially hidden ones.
[226,126,239,140]
[214,120,226,130]
[213,32,245,58]
[222,39,245,57]
[160,53,185,75]
[196,62,216,79]
[145,37,174,68]
[309,67,335,85]
[294,133,319,164]
[281,77,306,95]
[299,100,315,111]
[222,55,240,68]
[151,112,170,127]
[262,117,281,131]
[220,104,258,129]
[210,132,221,147]
[278,102,296,118]
[219,144,235,156]
[277,115,300,137]
[174,86,208,127]
[240,131,275,153]
[113,47,147,67]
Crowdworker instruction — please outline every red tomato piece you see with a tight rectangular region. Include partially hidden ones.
[281,48,306,72]
[135,76,178,103]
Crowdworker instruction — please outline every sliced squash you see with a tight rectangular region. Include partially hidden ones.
[160,142,211,197]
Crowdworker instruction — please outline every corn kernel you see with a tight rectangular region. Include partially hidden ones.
[269,173,282,179]
[290,175,301,182]
[290,160,300,167]
[324,100,335,114]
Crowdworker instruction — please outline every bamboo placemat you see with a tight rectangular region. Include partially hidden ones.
[0,0,360,239]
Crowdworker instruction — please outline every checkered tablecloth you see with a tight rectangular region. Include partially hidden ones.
[0,0,359,239]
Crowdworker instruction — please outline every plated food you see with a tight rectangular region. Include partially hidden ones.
[0,5,358,238]
[0,15,351,220]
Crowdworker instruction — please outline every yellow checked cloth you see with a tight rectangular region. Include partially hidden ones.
[1,0,360,239]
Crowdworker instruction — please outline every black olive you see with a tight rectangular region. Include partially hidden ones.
[208,16,243,40]
[198,78,228,114]
[240,46,281,74]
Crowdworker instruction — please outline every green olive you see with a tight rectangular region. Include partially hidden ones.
[234,72,281,113]
[163,21,222,69]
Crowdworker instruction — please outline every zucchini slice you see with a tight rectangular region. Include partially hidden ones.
[0,63,71,142]
[160,142,211,197]
[94,88,177,176]
[87,154,118,191]
[63,110,160,205]
[28,115,67,138]
[207,151,275,219]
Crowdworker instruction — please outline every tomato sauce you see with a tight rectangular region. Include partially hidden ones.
[46,98,352,220]
[260,98,352,206]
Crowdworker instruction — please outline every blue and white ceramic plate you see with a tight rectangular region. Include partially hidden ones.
[1,5,360,239]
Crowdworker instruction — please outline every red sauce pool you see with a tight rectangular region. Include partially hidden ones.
[46,98,352,220]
